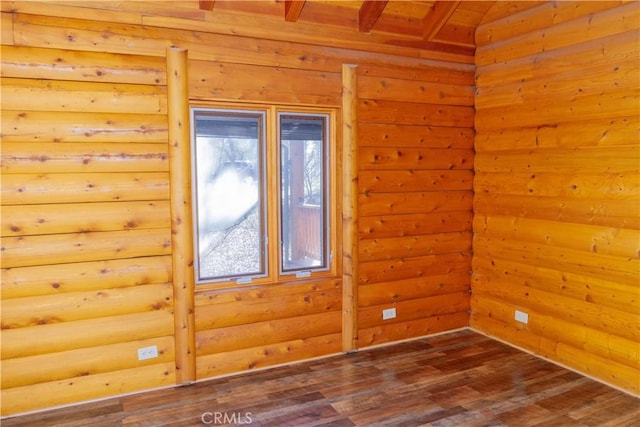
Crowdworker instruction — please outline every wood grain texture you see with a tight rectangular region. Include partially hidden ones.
[0,10,174,417]
[2,330,638,426]
[472,1,640,394]
[356,63,474,347]
[342,64,359,352]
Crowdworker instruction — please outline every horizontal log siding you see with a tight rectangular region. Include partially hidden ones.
[472,1,640,395]
[356,65,475,347]
[1,3,476,416]
[0,43,174,416]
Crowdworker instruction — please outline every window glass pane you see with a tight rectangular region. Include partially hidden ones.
[279,114,328,273]
[192,110,266,282]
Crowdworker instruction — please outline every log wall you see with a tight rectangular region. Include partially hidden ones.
[0,44,175,415]
[355,64,475,346]
[0,1,475,415]
[472,1,640,394]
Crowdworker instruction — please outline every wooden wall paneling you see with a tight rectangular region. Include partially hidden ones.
[144,11,472,64]
[359,146,474,170]
[188,59,342,106]
[0,10,177,415]
[470,295,639,388]
[1,310,174,360]
[358,99,474,128]
[358,191,473,217]
[196,311,342,355]
[474,214,640,259]
[1,12,13,44]
[358,123,474,149]
[358,271,472,306]
[479,1,543,25]
[358,292,469,330]
[356,62,475,86]
[1,226,172,269]
[4,1,472,63]
[472,1,640,395]
[1,77,167,114]
[0,256,173,299]
[474,171,638,200]
[360,252,472,285]
[1,335,176,390]
[476,1,628,46]
[473,194,639,231]
[358,312,470,348]
[474,234,638,287]
[359,169,473,193]
[1,201,170,236]
[475,29,640,89]
[0,45,167,84]
[474,116,640,152]
[359,231,472,262]
[475,92,639,131]
[1,283,173,328]
[3,5,474,78]
[472,274,639,343]
[1,172,169,205]
[0,1,145,24]
[1,363,176,416]
[472,256,639,315]
[474,146,640,174]
[359,211,473,239]
[194,280,343,380]
[471,293,639,368]
[1,142,169,174]
[475,60,640,110]
[195,285,342,331]
[342,64,359,352]
[166,46,196,385]
[357,75,474,106]
[9,12,170,57]
[476,2,640,67]
[0,110,168,144]
[469,312,639,393]
[193,278,341,306]
[355,61,474,347]
[196,333,343,380]
[186,31,347,384]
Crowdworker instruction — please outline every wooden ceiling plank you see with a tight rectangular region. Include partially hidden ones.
[359,0,389,33]
[284,0,306,22]
[423,0,461,41]
[199,0,214,12]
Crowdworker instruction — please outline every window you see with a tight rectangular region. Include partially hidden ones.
[191,106,334,285]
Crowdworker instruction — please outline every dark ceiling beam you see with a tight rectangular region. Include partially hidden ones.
[199,0,215,11]
[284,0,306,22]
[358,0,388,33]
[423,0,460,41]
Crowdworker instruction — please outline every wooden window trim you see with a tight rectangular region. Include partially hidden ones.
[190,101,341,293]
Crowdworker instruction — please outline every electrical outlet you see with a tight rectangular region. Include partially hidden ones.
[382,307,396,320]
[515,310,529,324]
[137,345,159,361]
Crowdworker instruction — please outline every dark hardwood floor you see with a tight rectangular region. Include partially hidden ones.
[3,329,638,426]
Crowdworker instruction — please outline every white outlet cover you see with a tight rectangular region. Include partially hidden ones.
[515,310,529,324]
[382,307,396,320]
[138,345,159,361]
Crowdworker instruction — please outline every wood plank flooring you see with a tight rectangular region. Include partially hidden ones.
[2,329,638,426]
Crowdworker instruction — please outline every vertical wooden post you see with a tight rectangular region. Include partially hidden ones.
[166,47,196,384]
[342,64,359,352]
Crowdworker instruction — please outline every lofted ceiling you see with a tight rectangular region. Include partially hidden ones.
[196,0,498,58]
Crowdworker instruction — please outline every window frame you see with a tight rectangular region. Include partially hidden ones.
[190,107,269,285]
[277,111,331,277]
[189,103,339,290]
